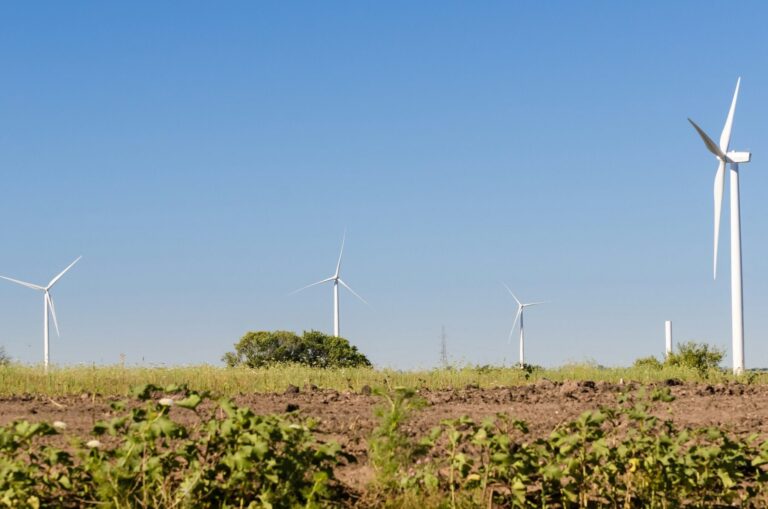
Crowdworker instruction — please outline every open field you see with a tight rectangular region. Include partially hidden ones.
[3,366,768,506]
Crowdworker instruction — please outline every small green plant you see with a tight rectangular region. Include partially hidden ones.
[223,330,372,369]
[368,386,427,490]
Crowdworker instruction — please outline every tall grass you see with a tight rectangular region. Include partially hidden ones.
[0,363,762,397]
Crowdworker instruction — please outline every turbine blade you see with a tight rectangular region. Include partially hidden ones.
[288,277,335,296]
[508,307,522,344]
[338,278,368,305]
[688,119,726,159]
[0,275,44,291]
[719,77,740,153]
[47,256,82,289]
[46,292,60,336]
[502,283,522,306]
[713,160,725,279]
[334,230,346,278]
[523,301,546,307]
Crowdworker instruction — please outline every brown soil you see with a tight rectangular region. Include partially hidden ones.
[3,380,768,490]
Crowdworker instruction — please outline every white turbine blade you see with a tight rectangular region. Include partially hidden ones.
[508,307,522,344]
[502,283,522,306]
[0,275,44,291]
[334,231,346,278]
[46,292,60,336]
[337,278,368,305]
[713,160,725,280]
[47,256,82,289]
[523,301,546,307]
[719,77,740,153]
[288,276,335,296]
[688,119,726,159]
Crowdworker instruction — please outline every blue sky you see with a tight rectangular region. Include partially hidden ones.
[1,2,768,368]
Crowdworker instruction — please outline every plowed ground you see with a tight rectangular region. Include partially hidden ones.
[3,380,766,489]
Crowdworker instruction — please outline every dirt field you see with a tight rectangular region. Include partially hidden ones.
[3,380,767,490]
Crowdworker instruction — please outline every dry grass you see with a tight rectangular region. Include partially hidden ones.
[0,362,761,397]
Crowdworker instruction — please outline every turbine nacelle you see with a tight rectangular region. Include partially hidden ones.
[727,151,751,164]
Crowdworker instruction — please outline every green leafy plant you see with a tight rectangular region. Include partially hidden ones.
[0,384,347,508]
[223,330,372,369]
[368,386,427,490]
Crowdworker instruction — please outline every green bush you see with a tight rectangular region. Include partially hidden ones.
[632,341,725,375]
[633,355,663,369]
[667,341,725,374]
[223,330,372,369]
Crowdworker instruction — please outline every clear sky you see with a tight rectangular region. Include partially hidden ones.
[1,2,768,369]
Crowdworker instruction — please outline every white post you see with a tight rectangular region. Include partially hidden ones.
[665,320,673,358]
[519,311,525,367]
[730,163,745,374]
[333,281,340,337]
[43,295,49,372]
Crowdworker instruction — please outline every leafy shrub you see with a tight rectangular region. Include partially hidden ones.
[632,341,725,375]
[633,355,663,369]
[223,330,371,369]
[666,341,725,374]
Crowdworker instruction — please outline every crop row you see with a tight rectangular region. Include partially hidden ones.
[1,385,767,508]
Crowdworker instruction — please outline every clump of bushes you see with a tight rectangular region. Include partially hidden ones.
[633,341,725,375]
[222,330,372,369]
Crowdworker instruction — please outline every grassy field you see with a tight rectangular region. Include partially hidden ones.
[0,362,762,396]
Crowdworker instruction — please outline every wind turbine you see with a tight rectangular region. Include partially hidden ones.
[503,283,544,368]
[688,78,751,374]
[292,233,366,337]
[0,256,81,371]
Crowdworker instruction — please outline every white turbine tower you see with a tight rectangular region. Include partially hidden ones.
[0,256,82,371]
[504,284,544,368]
[292,233,366,337]
[688,78,751,374]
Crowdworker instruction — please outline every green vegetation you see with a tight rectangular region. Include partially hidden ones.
[379,387,768,507]
[0,361,764,397]
[368,386,427,489]
[3,385,768,507]
[633,341,726,376]
[0,384,343,508]
[0,347,9,367]
[223,330,371,369]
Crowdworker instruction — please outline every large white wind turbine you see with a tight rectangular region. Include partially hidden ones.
[688,78,751,374]
[0,256,82,370]
[292,233,366,337]
[503,284,544,368]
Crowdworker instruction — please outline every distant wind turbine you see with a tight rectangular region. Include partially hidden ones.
[688,77,751,374]
[0,257,82,370]
[504,283,544,368]
[291,233,366,337]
